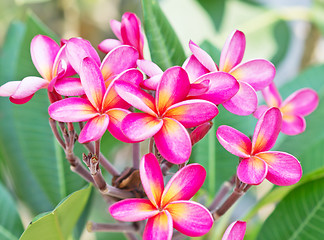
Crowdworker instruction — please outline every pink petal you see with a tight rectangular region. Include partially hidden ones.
[11,76,48,99]
[216,125,252,158]
[257,151,302,186]
[154,118,191,164]
[114,68,144,87]
[253,105,269,119]
[188,80,210,96]
[192,72,239,105]
[252,107,282,154]
[261,82,282,107]
[189,40,217,72]
[78,114,109,143]
[190,121,213,145]
[106,108,135,143]
[120,12,144,59]
[164,99,218,128]
[110,19,122,40]
[230,59,275,91]
[137,59,163,77]
[0,81,21,96]
[156,67,190,114]
[54,77,85,96]
[114,81,156,115]
[219,30,246,72]
[100,45,139,81]
[48,98,98,122]
[121,113,163,141]
[166,201,213,237]
[282,114,306,135]
[281,88,319,116]
[98,39,122,54]
[222,81,258,116]
[222,221,246,240]
[30,35,60,80]
[109,198,158,222]
[182,55,210,82]
[237,156,268,185]
[141,75,162,90]
[140,153,164,208]
[52,44,76,78]
[10,95,34,104]
[143,211,173,240]
[66,38,101,73]
[79,57,105,109]
[161,163,206,207]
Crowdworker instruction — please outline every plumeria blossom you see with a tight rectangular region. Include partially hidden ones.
[0,35,75,104]
[137,57,239,105]
[114,66,218,164]
[48,57,143,143]
[217,107,302,185]
[254,82,319,135]
[222,221,246,240]
[98,12,145,59]
[109,153,214,240]
[188,30,276,115]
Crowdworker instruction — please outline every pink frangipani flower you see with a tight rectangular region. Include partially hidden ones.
[189,30,276,115]
[0,35,75,104]
[254,82,319,135]
[114,66,219,164]
[217,107,302,185]
[98,12,145,59]
[109,153,214,240]
[222,221,246,240]
[48,57,143,143]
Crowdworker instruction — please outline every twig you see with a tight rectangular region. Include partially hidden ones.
[84,142,119,177]
[87,222,138,233]
[133,142,140,169]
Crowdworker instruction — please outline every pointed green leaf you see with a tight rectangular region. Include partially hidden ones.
[20,185,92,240]
[141,0,186,70]
[196,0,226,31]
[0,183,24,240]
[258,177,324,240]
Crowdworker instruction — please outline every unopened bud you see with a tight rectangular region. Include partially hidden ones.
[190,121,213,145]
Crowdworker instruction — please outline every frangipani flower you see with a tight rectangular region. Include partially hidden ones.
[254,82,319,135]
[217,107,302,185]
[109,153,214,240]
[0,35,75,104]
[222,221,246,240]
[98,12,144,59]
[189,30,276,115]
[115,66,218,164]
[48,57,143,143]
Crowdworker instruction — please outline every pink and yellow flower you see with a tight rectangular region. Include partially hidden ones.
[217,107,302,185]
[0,35,75,104]
[222,221,246,240]
[114,66,219,164]
[109,153,214,240]
[188,30,276,115]
[48,57,143,143]
[254,82,319,135]
[98,12,145,59]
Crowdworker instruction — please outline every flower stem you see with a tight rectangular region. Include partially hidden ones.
[87,222,138,232]
[84,142,119,177]
[133,142,140,169]
[208,122,216,194]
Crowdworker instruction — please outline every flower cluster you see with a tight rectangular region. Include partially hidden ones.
[0,11,319,240]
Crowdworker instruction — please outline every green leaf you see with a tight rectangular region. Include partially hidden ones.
[0,11,85,213]
[196,0,226,32]
[141,0,186,70]
[257,177,324,240]
[0,183,24,240]
[311,0,324,35]
[20,185,92,240]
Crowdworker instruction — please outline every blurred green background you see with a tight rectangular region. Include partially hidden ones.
[1,0,324,239]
